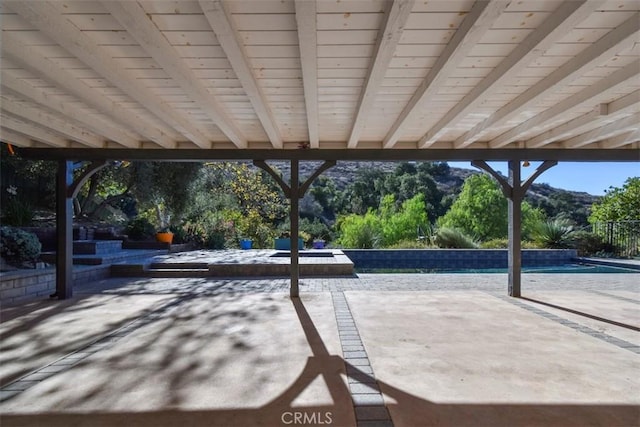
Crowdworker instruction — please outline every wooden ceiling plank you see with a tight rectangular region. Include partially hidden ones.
[599,128,640,149]
[294,0,319,148]
[0,114,68,147]
[104,1,247,148]
[492,59,640,148]
[419,0,603,148]
[466,11,640,148]
[347,0,415,149]
[6,1,209,148]
[0,32,172,148]
[384,0,508,149]
[563,112,640,148]
[1,100,105,147]
[200,0,283,148]
[1,70,140,148]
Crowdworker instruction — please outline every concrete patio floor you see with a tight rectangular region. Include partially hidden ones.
[0,273,638,427]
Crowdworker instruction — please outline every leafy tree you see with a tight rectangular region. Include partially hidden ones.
[337,194,429,248]
[589,177,640,223]
[437,173,545,241]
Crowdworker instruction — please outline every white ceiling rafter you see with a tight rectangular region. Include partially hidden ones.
[383,0,508,149]
[6,1,210,149]
[1,99,104,148]
[0,128,34,147]
[418,0,604,149]
[469,11,640,148]
[0,114,68,147]
[526,89,640,148]
[0,32,171,148]
[1,69,141,148]
[104,1,247,149]
[347,0,415,149]
[294,0,319,148]
[200,0,283,149]
[599,128,640,149]
[563,112,640,148]
[491,60,640,148]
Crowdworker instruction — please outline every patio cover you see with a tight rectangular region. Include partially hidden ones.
[0,0,638,299]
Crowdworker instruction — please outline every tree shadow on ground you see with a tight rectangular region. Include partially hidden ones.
[1,284,638,426]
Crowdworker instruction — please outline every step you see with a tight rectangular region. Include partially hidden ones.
[73,240,122,255]
[148,262,209,270]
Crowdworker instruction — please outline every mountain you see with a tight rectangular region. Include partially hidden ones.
[268,160,600,226]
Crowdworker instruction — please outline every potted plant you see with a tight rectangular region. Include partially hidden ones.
[240,238,253,250]
[274,232,304,250]
[312,239,326,249]
[156,227,174,244]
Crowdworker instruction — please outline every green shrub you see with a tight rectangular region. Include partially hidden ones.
[386,238,431,249]
[2,198,34,226]
[433,227,478,249]
[532,219,574,249]
[0,226,41,267]
[336,212,382,249]
[481,238,508,249]
[571,230,617,256]
[125,217,156,240]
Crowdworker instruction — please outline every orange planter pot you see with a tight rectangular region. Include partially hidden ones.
[156,232,174,244]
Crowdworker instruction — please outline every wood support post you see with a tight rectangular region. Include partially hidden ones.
[54,160,74,299]
[289,160,300,297]
[254,159,335,298]
[472,160,557,297]
[507,160,523,297]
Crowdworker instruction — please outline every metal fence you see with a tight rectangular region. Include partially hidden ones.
[592,220,640,257]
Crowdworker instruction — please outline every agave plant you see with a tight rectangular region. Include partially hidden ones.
[433,227,478,249]
[533,219,575,249]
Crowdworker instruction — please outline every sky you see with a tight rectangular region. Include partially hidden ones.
[448,161,639,196]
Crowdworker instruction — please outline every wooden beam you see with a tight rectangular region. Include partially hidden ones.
[0,128,33,147]
[104,1,247,149]
[348,0,415,148]
[200,0,283,148]
[526,89,639,148]
[525,105,608,149]
[1,100,105,148]
[599,129,640,149]
[0,32,172,148]
[418,1,603,148]
[294,0,319,148]
[0,114,68,147]
[492,60,640,148]
[384,0,507,148]
[16,148,640,163]
[563,113,640,148]
[464,11,640,148]
[2,71,140,148]
[7,1,210,148]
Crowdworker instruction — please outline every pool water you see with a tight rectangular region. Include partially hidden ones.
[356,264,639,274]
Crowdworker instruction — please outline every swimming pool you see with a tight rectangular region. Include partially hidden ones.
[356,264,639,274]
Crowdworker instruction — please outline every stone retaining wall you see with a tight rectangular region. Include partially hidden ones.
[0,265,111,305]
[342,249,578,270]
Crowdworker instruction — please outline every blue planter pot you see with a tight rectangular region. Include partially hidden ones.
[274,238,304,250]
[240,239,253,250]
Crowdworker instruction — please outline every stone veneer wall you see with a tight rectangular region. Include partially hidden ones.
[342,249,578,270]
[0,265,111,305]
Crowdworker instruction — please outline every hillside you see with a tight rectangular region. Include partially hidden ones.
[269,160,600,226]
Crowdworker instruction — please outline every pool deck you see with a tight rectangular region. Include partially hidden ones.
[1,272,639,427]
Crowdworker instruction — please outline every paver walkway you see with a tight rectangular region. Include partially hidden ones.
[1,273,638,427]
